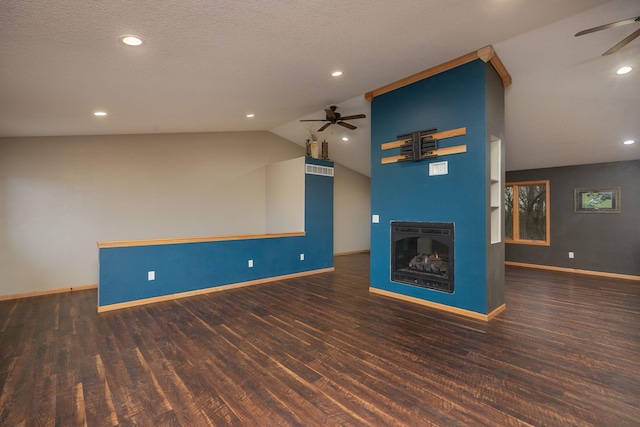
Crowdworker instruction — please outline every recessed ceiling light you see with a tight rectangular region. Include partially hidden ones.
[623,139,635,145]
[94,111,107,117]
[246,113,255,118]
[342,137,349,141]
[331,71,343,77]
[119,35,143,46]
[616,66,632,75]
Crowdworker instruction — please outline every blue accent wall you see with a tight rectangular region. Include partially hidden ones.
[99,157,333,307]
[370,59,491,314]
[304,159,335,268]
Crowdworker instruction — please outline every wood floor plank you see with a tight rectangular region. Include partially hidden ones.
[137,301,274,425]
[79,355,118,427]
[1,254,639,426]
[72,382,87,426]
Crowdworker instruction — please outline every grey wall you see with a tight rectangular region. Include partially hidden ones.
[505,160,640,276]
[485,63,506,313]
[0,131,371,297]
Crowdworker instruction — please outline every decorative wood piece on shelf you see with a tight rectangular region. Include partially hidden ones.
[310,141,319,158]
[321,140,328,159]
[380,126,467,165]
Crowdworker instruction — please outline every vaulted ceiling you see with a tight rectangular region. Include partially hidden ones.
[1,0,638,175]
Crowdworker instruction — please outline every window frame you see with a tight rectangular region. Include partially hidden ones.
[505,180,550,246]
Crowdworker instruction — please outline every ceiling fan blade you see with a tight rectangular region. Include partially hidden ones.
[337,121,357,130]
[317,123,331,132]
[324,108,336,120]
[338,114,367,121]
[603,27,640,55]
[575,16,640,37]
[299,119,329,122]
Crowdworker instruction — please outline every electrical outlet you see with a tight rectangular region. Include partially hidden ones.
[568,252,574,259]
[248,259,253,268]
[300,253,305,261]
[148,271,155,281]
[372,214,380,223]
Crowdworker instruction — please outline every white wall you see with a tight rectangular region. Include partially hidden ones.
[265,157,305,233]
[333,163,371,254]
[0,131,371,297]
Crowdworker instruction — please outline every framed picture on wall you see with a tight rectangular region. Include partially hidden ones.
[574,187,621,213]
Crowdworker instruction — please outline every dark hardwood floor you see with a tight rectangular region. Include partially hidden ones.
[1,253,639,426]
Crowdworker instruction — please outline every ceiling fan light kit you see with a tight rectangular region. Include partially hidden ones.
[575,15,640,55]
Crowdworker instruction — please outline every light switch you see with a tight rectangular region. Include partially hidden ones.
[429,161,448,176]
[372,214,380,223]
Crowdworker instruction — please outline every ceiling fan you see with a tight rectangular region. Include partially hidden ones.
[300,105,366,132]
[575,15,640,55]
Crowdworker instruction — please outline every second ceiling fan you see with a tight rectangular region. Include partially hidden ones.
[300,105,366,132]
[575,15,640,55]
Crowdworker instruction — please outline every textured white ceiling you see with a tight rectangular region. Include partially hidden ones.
[1,0,638,174]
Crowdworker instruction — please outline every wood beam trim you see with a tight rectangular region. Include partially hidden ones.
[476,45,494,62]
[97,231,306,249]
[381,144,467,164]
[472,46,512,87]
[365,45,511,102]
[487,50,512,87]
[365,51,478,102]
[381,127,467,151]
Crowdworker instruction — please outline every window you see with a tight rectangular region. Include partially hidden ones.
[505,180,550,245]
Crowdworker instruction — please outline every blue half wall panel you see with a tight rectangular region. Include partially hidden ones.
[99,157,333,308]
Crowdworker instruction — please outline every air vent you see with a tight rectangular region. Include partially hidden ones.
[305,164,334,177]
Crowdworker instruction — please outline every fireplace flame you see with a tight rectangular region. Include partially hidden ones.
[434,250,439,259]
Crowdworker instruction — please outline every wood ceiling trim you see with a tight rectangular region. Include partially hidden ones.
[479,45,512,88]
[365,45,512,102]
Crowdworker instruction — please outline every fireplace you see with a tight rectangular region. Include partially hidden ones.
[391,221,454,293]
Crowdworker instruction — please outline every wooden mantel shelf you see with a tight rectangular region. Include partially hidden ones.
[365,45,511,102]
[97,232,306,249]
